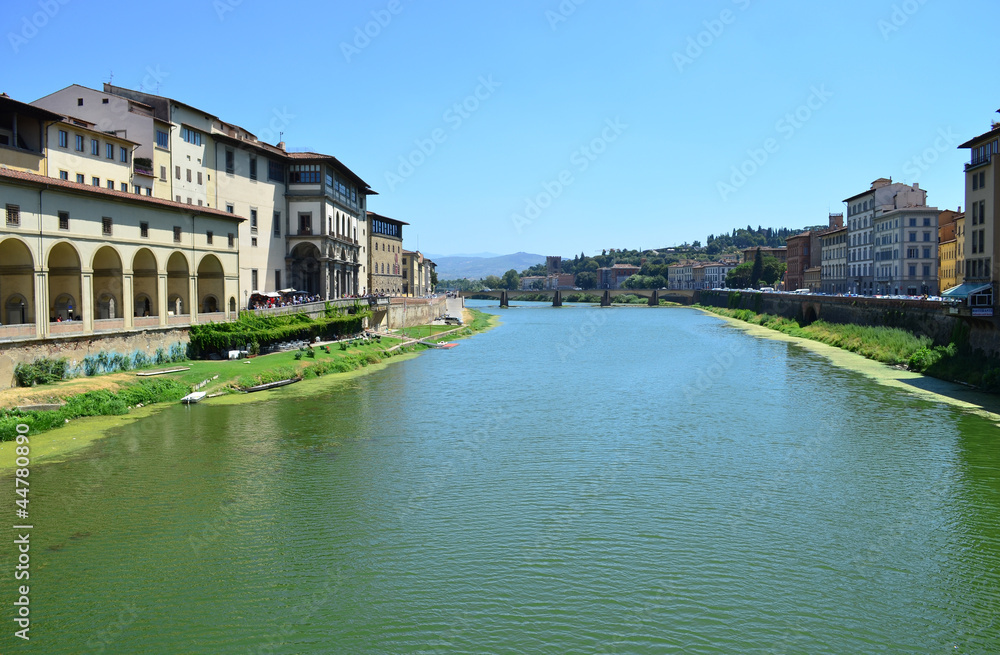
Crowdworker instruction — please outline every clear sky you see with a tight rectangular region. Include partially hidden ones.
[4,0,999,257]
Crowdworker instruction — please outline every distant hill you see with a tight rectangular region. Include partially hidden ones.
[432,252,546,279]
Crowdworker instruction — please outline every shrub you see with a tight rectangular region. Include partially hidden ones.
[14,357,69,387]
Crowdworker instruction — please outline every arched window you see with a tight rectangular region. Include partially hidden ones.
[5,295,28,325]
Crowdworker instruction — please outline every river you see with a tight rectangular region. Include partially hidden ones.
[2,301,999,653]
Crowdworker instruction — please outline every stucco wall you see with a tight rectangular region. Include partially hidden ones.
[0,327,190,389]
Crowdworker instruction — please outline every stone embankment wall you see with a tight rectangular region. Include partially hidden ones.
[694,290,1000,357]
[384,296,447,330]
[0,327,190,389]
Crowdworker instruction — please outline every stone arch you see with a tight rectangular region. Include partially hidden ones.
[166,251,190,316]
[92,246,123,319]
[132,248,158,316]
[47,241,82,321]
[0,238,35,324]
[196,254,225,316]
[289,242,321,296]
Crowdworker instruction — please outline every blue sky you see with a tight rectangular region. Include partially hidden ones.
[4,0,999,257]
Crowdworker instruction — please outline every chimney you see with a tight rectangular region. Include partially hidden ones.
[277,141,286,151]
[913,182,919,190]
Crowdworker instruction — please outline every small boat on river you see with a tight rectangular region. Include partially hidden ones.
[244,378,301,393]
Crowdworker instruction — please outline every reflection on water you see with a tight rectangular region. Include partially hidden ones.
[2,302,999,653]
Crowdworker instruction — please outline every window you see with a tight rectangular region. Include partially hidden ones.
[175,195,181,202]
[197,171,203,185]
[145,188,152,196]
[107,180,114,190]
[120,147,128,163]
[58,130,68,148]
[75,135,84,151]
[923,217,930,227]
[923,232,931,242]
[251,237,258,247]
[979,200,986,224]
[106,143,114,159]
[922,264,930,277]
[197,199,203,206]
[273,212,281,237]
[77,97,83,106]
[186,169,192,183]
[206,231,213,245]
[160,166,167,181]
[186,197,192,205]
[226,203,234,214]
[979,171,986,189]
[156,130,169,148]
[250,209,258,233]
[289,164,321,183]
[909,233,916,242]
[124,181,130,192]
[249,156,257,180]
[299,213,312,234]
[268,160,284,182]
[923,247,930,259]
[225,149,234,174]
[58,211,69,230]
[275,271,281,290]
[140,222,149,238]
[227,233,235,248]
[909,218,916,227]
[175,165,181,180]
[181,127,202,145]
[173,226,182,242]
[92,176,100,187]
[251,269,258,291]
[973,174,979,191]
[102,217,112,236]
[91,138,99,155]
[5,204,19,227]
[59,170,68,180]
[76,173,84,184]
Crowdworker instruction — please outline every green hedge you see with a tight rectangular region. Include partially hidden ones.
[189,310,368,356]
[14,358,69,387]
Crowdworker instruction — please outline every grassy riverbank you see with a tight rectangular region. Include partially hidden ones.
[697,305,1000,391]
[0,307,500,448]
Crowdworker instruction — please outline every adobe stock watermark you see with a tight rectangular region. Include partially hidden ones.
[384,75,501,192]
[511,117,627,234]
[717,85,833,202]
[341,0,406,63]
[878,0,930,40]
[546,0,586,31]
[213,0,242,21]
[682,338,745,403]
[901,127,959,182]
[673,0,751,73]
[556,308,608,362]
[8,0,71,54]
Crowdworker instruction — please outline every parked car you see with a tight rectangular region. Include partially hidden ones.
[442,315,463,325]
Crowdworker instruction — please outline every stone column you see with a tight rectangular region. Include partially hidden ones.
[82,272,94,333]
[123,273,134,329]
[34,269,48,339]
[189,275,199,324]
[157,274,168,326]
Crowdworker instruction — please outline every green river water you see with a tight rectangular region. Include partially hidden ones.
[2,302,999,653]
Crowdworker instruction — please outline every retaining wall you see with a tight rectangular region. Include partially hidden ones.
[0,327,190,389]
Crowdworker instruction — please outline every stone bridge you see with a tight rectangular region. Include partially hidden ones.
[460,289,695,307]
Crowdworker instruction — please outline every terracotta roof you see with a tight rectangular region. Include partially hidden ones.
[0,166,245,221]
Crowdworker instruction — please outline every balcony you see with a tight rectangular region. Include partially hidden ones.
[966,153,992,171]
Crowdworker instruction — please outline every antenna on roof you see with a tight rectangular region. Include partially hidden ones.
[108,71,114,87]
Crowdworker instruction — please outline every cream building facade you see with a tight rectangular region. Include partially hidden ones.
[367,211,405,295]
[0,167,242,341]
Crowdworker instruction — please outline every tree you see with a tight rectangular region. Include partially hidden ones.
[692,240,701,249]
[575,271,597,289]
[750,248,763,288]
[530,278,545,290]
[430,271,438,288]
[483,275,503,289]
[501,269,520,290]
[760,256,786,286]
[726,262,753,289]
